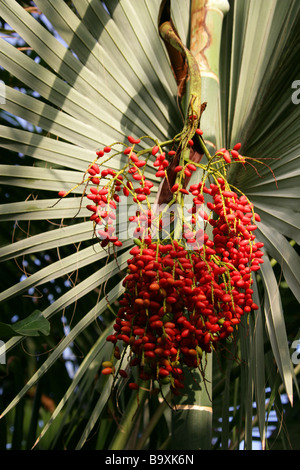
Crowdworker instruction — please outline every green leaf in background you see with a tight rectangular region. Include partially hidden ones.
[0,310,50,339]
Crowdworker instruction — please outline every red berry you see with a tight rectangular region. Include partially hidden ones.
[129,382,139,390]
[124,146,132,155]
[149,282,160,291]
[106,335,117,344]
[231,149,240,160]
[222,150,231,163]
[187,163,197,172]
[159,368,169,377]
[254,213,261,222]
[91,177,100,184]
[174,166,183,172]
[152,145,159,155]
[92,164,100,174]
[233,142,242,151]
[127,135,140,145]
[143,343,156,351]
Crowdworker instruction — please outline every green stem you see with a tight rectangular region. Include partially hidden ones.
[135,392,172,450]
[109,384,148,450]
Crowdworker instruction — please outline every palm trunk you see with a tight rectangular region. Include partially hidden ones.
[171,358,213,449]
[190,0,230,153]
[170,0,230,451]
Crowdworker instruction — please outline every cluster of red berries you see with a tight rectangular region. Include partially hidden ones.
[57,131,264,396]
[85,157,123,248]
[104,179,264,395]
[59,136,157,247]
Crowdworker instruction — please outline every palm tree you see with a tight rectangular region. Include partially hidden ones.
[0,0,299,450]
